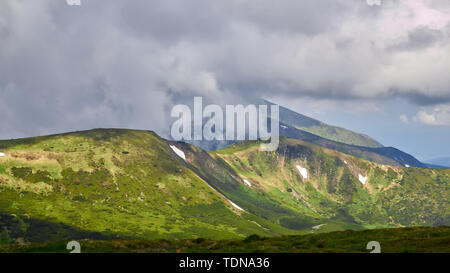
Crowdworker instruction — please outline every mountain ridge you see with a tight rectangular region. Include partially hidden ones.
[278,123,426,168]
[262,99,384,148]
[183,99,426,168]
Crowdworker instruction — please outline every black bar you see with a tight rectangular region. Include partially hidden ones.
[1,253,447,272]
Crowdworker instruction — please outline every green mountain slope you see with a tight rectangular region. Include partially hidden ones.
[263,100,383,148]
[0,129,448,246]
[0,129,278,242]
[214,138,449,229]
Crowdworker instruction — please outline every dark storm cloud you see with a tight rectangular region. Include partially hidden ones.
[391,90,450,106]
[1,0,450,139]
[117,0,350,40]
[387,26,444,51]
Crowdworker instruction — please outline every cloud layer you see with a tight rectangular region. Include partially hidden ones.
[1,0,450,139]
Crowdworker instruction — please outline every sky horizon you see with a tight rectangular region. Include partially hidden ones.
[1,0,450,162]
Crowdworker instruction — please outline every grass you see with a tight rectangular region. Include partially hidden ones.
[1,226,448,253]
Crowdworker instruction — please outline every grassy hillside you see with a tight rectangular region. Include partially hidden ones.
[0,129,278,243]
[215,138,449,230]
[0,129,448,249]
[2,226,448,253]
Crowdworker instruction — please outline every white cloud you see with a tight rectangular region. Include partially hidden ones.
[66,0,81,6]
[413,105,450,126]
[400,114,409,124]
[366,0,381,6]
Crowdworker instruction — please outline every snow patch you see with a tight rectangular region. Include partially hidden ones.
[296,165,308,179]
[230,201,244,211]
[280,125,288,129]
[0,152,5,157]
[405,164,410,167]
[312,224,326,230]
[343,160,348,165]
[169,145,186,160]
[243,179,252,187]
[358,174,368,185]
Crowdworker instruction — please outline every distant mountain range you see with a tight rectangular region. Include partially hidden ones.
[278,121,426,168]
[268,100,383,148]
[187,99,429,168]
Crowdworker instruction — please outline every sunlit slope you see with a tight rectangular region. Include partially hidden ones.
[215,138,449,231]
[0,129,275,242]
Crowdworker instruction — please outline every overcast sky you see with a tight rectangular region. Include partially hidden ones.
[1,0,449,161]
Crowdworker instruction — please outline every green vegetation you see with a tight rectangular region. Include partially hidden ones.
[2,226,448,253]
[0,129,275,243]
[215,137,449,230]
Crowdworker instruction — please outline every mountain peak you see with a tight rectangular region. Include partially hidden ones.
[261,99,383,148]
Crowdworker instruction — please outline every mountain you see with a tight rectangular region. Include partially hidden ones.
[0,129,278,242]
[0,129,448,245]
[263,100,383,148]
[264,100,426,167]
[213,138,448,228]
[187,99,425,168]
[278,123,426,168]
